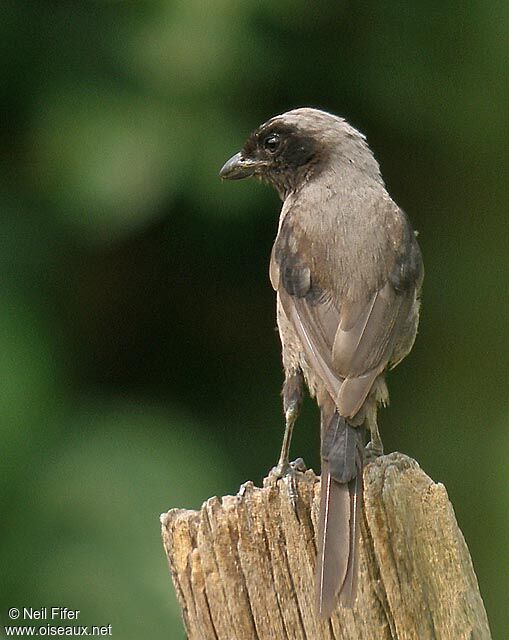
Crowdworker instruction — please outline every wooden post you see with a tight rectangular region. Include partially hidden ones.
[161,453,491,640]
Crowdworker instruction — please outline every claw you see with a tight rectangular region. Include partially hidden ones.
[269,458,307,514]
[291,457,307,473]
[283,473,299,511]
[365,440,384,462]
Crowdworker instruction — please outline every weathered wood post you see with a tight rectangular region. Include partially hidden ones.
[161,453,491,640]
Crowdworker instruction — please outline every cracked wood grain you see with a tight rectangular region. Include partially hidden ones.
[161,453,491,640]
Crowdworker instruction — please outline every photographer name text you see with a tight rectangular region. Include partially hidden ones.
[21,608,80,621]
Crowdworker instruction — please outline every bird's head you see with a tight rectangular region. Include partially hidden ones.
[219,108,380,199]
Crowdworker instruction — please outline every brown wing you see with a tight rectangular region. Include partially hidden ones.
[272,217,422,419]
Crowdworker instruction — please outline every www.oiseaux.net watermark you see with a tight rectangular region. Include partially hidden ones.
[3,607,112,637]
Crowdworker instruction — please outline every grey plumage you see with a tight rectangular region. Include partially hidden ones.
[220,108,423,617]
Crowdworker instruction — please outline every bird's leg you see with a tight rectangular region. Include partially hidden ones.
[270,370,306,508]
[272,369,305,476]
[364,408,384,461]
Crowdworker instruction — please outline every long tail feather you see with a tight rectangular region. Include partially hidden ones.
[315,412,364,617]
[338,471,363,607]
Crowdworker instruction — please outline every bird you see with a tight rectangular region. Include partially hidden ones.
[219,108,423,618]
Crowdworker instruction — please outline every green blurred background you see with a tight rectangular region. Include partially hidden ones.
[1,1,507,638]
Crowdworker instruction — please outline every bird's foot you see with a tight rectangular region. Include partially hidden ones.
[269,457,307,512]
[364,440,384,462]
[270,456,307,479]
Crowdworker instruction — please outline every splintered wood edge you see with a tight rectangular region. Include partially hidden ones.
[161,453,492,640]
[362,453,491,640]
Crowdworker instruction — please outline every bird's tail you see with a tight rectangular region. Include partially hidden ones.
[315,409,364,618]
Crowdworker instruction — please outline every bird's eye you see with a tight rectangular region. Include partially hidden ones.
[263,134,281,153]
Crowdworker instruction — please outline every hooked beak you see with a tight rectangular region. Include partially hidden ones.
[219,152,263,180]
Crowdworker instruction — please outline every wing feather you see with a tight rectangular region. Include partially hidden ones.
[275,234,420,417]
